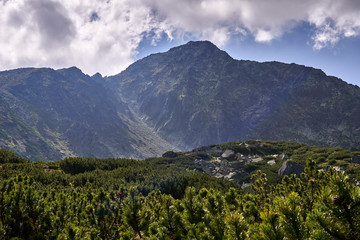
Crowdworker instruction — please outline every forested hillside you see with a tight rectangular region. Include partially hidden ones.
[1,142,360,239]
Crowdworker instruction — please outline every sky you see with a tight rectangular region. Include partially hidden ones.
[1,0,360,86]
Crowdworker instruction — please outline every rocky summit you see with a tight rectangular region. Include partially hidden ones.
[108,41,360,152]
[0,41,360,160]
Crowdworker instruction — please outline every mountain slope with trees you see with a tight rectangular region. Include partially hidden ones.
[1,144,360,239]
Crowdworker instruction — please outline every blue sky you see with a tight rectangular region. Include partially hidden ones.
[226,22,360,87]
[136,22,360,87]
[1,0,360,86]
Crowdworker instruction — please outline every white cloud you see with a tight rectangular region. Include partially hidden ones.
[146,0,360,47]
[312,24,340,50]
[0,0,157,75]
[255,30,275,43]
[201,28,230,46]
[307,0,360,49]
[0,0,359,75]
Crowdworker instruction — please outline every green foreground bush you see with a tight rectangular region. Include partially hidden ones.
[1,159,360,239]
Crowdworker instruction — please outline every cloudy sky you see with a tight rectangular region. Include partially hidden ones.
[1,0,360,86]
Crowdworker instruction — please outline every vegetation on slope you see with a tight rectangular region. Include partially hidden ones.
[1,156,360,239]
[190,140,360,184]
[1,141,360,239]
[0,151,237,199]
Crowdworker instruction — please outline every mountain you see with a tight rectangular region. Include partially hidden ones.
[108,41,360,151]
[0,67,173,161]
[1,41,359,161]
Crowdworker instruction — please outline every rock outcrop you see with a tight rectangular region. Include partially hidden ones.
[194,148,266,184]
[278,161,305,177]
[162,151,179,158]
[221,150,235,160]
[195,158,248,184]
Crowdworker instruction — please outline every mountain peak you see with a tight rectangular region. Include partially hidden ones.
[92,72,103,78]
[92,72,104,83]
[169,40,221,52]
[185,40,217,48]
[165,40,232,63]
[56,66,87,79]
[110,41,360,152]
[58,66,83,74]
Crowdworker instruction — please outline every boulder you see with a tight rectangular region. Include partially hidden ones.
[278,161,304,177]
[241,182,252,190]
[251,155,263,163]
[43,164,50,172]
[162,151,179,158]
[279,153,289,160]
[267,160,276,166]
[221,149,235,159]
[332,166,343,172]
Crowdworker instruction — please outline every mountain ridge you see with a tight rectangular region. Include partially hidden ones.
[0,40,359,161]
[0,67,175,160]
[108,40,360,151]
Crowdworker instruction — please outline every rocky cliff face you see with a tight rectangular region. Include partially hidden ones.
[109,41,360,151]
[0,67,174,161]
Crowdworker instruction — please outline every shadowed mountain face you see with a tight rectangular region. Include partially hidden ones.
[109,41,360,151]
[0,67,173,161]
[1,41,359,160]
